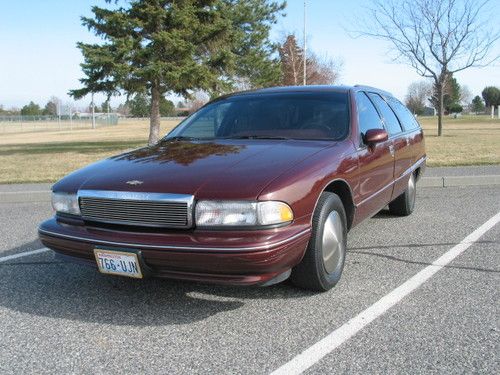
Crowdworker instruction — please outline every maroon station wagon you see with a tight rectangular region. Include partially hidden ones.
[39,85,425,291]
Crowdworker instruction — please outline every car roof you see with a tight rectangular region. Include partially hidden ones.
[211,85,395,102]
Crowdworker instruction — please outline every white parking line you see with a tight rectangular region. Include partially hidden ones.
[271,211,500,375]
[0,247,50,263]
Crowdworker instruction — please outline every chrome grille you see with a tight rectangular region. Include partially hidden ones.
[78,190,193,228]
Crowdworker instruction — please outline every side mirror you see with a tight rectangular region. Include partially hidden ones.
[364,129,388,145]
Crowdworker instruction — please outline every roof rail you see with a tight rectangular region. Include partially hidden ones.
[354,84,394,97]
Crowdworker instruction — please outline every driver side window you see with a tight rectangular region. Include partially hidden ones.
[356,92,383,142]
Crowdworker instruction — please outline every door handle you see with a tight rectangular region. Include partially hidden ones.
[389,145,395,156]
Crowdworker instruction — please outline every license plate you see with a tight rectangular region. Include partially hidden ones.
[94,249,143,279]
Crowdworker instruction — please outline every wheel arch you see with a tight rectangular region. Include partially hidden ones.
[414,166,422,181]
[319,179,356,231]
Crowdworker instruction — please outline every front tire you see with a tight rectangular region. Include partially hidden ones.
[291,192,347,292]
[389,172,416,216]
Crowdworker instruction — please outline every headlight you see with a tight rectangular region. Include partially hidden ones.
[51,192,80,215]
[195,200,293,227]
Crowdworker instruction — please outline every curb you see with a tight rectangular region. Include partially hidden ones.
[418,175,500,188]
[1,175,499,204]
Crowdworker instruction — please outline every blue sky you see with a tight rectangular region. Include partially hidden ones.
[0,0,498,108]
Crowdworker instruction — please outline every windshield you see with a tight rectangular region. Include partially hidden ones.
[166,92,350,141]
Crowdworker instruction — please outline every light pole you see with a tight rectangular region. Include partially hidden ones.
[303,0,307,86]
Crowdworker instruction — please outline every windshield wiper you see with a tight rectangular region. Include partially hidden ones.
[161,136,201,142]
[224,135,290,140]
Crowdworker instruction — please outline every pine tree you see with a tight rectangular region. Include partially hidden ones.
[471,96,485,114]
[70,0,285,144]
[128,94,151,118]
[20,101,42,116]
[430,74,462,114]
[43,101,58,116]
[482,87,500,108]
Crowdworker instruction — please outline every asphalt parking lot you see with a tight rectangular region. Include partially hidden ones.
[0,185,499,374]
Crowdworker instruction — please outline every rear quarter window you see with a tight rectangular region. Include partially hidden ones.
[367,93,402,136]
[388,99,421,132]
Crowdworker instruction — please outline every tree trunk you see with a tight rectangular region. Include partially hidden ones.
[437,83,444,137]
[148,83,161,145]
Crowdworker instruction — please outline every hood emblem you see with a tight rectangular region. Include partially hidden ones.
[126,180,143,186]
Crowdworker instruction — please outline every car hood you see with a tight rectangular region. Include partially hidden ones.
[53,139,333,199]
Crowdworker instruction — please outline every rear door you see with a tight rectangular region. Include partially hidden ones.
[388,98,425,164]
[354,91,395,219]
[387,98,426,195]
[367,93,411,200]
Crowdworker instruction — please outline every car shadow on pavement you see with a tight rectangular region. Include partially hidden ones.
[0,246,314,327]
[348,241,499,274]
[371,209,403,219]
[0,239,44,258]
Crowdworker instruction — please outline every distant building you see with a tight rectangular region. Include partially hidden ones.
[74,112,112,119]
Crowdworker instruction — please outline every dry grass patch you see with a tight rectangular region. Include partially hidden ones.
[0,119,180,184]
[0,116,499,184]
[419,116,500,166]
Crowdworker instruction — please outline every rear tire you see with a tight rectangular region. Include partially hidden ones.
[389,173,416,216]
[291,192,347,292]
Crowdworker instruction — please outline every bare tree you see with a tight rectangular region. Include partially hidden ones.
[187,91,210,113]
[306,53,342,85]
[278,34,342,86]
[405,81,433,115]
[358,0,499,135]
[48,96,63,117]
[459,85,473,107]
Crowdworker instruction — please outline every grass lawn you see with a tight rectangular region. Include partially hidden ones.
[0,119,179,184]
[0,116,498,184]
[418,116,500,166]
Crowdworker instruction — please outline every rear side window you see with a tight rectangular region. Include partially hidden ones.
[356,92,383,138]
[388,99,421,131]
[367,93,402,136]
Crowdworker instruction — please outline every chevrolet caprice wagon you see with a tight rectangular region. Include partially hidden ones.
[39,85,425,291]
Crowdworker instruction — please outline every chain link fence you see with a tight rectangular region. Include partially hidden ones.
[0,114,119,133]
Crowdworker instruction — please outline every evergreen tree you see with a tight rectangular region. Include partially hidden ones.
[70,0,285,144]
[444,77,461,113]
[43,100,58,116]
[471,96,485,114]
[481,86,500,107]
[128,94,150,117]
[20,101,42,116]
[159,97,175,117]
[430,74,462,114]
[100,100,111,113]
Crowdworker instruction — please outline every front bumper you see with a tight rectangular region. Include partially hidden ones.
[38,217,311,286]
